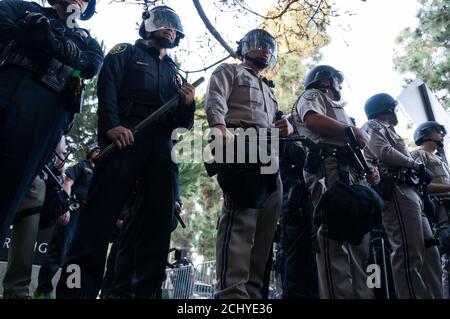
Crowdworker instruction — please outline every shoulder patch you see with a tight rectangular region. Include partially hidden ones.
[212,63,231,75]
[109,44,128,55]
[368,120,383,131]
[303,90,319,101]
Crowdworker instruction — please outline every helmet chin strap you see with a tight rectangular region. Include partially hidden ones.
[330,86,341,102]
[390,112,399,126]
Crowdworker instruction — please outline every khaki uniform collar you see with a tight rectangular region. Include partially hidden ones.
[374,118,394,129]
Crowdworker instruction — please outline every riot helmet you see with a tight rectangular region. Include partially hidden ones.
[414,121,447,147]
[364,93,399,125]
[304,65,344,90]
[139,6,184,48]
[48,0,96,21]
[80,0,96,21]
[236,29,277,69]
[319,181,383,245]
[86,143,100,159]
[304,65,344,101]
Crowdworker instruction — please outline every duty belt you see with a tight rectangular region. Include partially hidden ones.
[317,144,348,160]
[380,168,419,187]
[435,196,450,209]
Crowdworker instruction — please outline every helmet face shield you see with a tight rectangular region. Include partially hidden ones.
[240,30,277,68]
[389,101,399,113]
[435,124,447,136]
[304,65,345,90]
[333,70,344,85]
[144,8,184,38]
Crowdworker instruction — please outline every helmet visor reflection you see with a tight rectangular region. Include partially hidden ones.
[144,9,184,36]
[241,32,277,67]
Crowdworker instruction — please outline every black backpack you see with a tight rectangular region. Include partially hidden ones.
[319,181,383,245]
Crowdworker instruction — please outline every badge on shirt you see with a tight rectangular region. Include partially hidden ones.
[303,90,319,101]
[110,44,128,55]
[76,29,89,38]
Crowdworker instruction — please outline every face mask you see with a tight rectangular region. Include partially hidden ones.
[390,112,399,126]
[435,140,444,148]
[152,35,174,49]
[245,56,269,69]
[331,86,342,102]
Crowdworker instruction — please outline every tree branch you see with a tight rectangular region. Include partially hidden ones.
[192,0,239,59]
[233,0,298,20]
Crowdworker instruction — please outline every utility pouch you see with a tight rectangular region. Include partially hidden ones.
[40,58,73,92]
[378,177,396,201]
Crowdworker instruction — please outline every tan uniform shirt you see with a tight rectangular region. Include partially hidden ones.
[411,149,450,229]
[361,119,420,170]
[294,89,353,146]
[204,63,278,129]
[411,149,450,190]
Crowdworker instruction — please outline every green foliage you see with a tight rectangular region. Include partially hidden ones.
[65,41,105,162]
[170,101,222,262]
[65,76,99,162]
[271,54,308,112]
[262,0,331,111]
[393,0,450,108]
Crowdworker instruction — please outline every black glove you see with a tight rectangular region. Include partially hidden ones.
[438,226,450,255]
[17,12,80,65]
[16,12,57,50]
[18,12,51,30]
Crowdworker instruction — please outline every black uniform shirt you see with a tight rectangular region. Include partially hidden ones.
[0,0,103,106]
[97,39,195,146]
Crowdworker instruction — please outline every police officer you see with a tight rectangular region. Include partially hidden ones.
[2,177,47,299]
[34,143,100,298]
[101,161,183,299]
[2,136,66,299]
[278,128,318,299]
[0,0,103,245]
[205,28,292,299]
[56,6,195,299]
[294,65,380,299]
[411,121,450,298]
[362,93,442,299]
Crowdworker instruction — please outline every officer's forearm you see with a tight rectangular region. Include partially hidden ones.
[428,182,450,194]
[304,112,348,138]
[63,178,73,195]
[378,145,418,169]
